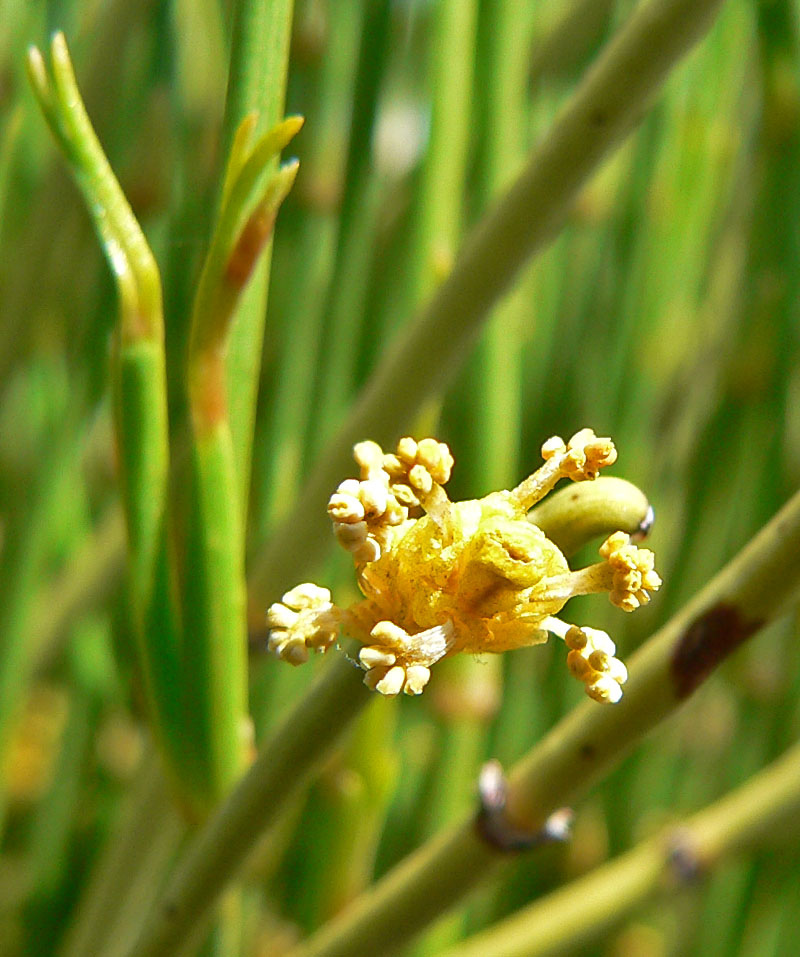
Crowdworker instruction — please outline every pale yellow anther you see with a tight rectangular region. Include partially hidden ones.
[384,499,408,525]
[541,436,566,459]
[404,665,431,695]
[352,537,382,564]
[383,437,453,499]
[391,483,420,507]
[282,583,332,610]
[328,491,366,523]
[361,659,431,697]
[396,436,418,462]
[280,635,311,666]
[409,464,433,494]
[567,649,593,680]
[359,646,396,669]
[335,521,368,547]
[416,438,454,484]
[370,620,410,646]
[266,603,298,630]
[588,649,611,672]
[354,440,385,476]
[382,453,404,478]
[556,622,626,704]
[359,479,389,516]
[608,657,628,685]
[563,429,617,481]
[583,626,616,656]
[587,674,623,704]
[375,665,406,696]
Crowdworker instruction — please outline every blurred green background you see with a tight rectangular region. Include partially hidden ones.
[2,0,800,954]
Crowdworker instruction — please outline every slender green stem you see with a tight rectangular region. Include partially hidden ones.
[466,0,536,493]
[313,700,400,924]
[405,0,479,310]
[126,654,371,957]
[259,3,363,523]
[439,739,800,957]
[221,0,295,510]
[180,427,250,810]
[282,484,800,957]
[529,0,616,84]
[0,428,82,829]
[27,33,190,791]
[183,120,300,811]
[311,0,393,447]
[64,754,185,957]
[248,0,729,615]
[32,505,126,671]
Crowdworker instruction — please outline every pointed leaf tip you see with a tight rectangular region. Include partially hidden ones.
[50,30,68,62]
[25,45,47,92]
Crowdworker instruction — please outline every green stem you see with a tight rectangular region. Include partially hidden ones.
[126,654,371,957]
[311,0,393,448]
[221,0,295,511]
[180,425,249,810]
[182,122,299,812]
[248,0,729,614]
[32,505,126,672]
[260,3,364,523]
[27,34,188,789]
[405,0,479,310]
[0,429,82,828]
[466,0,532,493]
[440,738,800,957]
[64,755,185,957]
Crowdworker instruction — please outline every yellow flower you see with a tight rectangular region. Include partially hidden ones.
[268,429,661,703]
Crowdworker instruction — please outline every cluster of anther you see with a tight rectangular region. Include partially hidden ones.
[381,437,454,507]
[358,621,442,696]
[541,428,617,481]
[565,625,628,704]
[327,441,408,563]
[266,584,341,665]
[601,531,662,612]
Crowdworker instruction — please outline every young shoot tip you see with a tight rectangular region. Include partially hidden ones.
[268,114,305,157]
[25,44,49,94]
[50,29,68,59]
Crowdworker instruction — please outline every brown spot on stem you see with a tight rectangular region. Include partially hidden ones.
[671,604,763,699]
[225,209,277,287]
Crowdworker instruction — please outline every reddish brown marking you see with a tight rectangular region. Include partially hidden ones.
[671,604,764,699]
[225,209,276,287]
[190,351,227,431]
